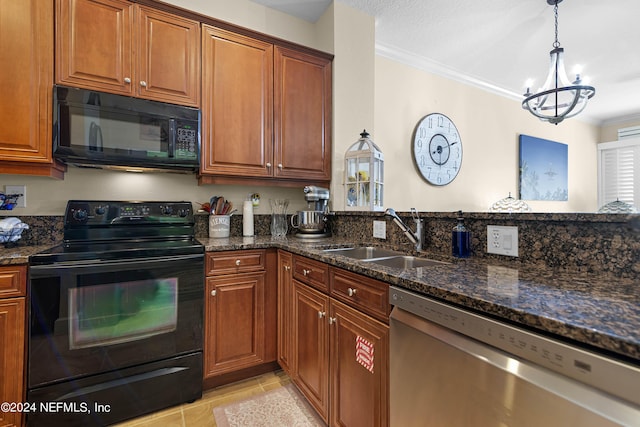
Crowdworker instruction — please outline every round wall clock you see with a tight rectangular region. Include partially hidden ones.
[412,113,463,186]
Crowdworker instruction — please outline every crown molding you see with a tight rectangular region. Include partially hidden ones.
[374,41,611,127]
[375,42,522,102]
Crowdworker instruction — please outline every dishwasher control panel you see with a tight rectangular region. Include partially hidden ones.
[390,286,640,409]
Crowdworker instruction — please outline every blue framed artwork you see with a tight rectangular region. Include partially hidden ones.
[519,135,568,201]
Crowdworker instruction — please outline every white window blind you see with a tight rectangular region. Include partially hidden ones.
[597,138,640,209]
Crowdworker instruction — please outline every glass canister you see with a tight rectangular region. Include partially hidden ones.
[452,211,471,258]
[270,199,289,237]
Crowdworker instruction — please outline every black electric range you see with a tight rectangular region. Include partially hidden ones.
[27,200,204,427]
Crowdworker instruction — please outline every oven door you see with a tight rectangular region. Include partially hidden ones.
[28,254,203,388]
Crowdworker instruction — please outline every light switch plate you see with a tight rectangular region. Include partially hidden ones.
[487,225,518,257]
[373,220,386,239]
[5,185,26,208]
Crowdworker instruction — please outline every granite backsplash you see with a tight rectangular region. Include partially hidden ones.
[326,212,640,279]
[6,211,639,278]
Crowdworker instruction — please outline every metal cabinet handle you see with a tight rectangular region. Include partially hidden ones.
[277,163,283,169]
[140,80,147,87]
[235,259,241,266]
[348,287,357,297]
[284,265,291,271]
[124,77,131,83]
[303,269,311,276]
[211,290,217,296]
[266,162,272,168]
[318,311,325,319]
[329,317,337,325]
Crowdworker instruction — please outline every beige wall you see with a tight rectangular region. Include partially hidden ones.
[367,57,601,213]
[0,0,608,216]
[329,3,376,209]
[161,0,325,51]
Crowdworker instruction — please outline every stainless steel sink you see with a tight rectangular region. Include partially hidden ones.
[364,256,448,269]
[322,246,404,260]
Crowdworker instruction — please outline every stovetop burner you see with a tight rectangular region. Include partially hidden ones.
[32,200,204,264]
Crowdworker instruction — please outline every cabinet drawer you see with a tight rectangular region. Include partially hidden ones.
[292,255,329,293]
[330,268,390,323]
[0,265,27,298]
[206,250,265,276]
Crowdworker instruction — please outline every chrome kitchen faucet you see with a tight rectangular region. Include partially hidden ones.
[384,208,424,251]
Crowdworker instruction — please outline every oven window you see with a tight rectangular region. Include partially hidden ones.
[68,278,178,349]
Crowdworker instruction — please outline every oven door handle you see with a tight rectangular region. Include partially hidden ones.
[29,254,203,273]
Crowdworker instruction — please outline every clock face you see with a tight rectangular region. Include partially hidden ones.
[412,113,463,186]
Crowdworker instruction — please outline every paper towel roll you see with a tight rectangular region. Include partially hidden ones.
[243,200,254,236]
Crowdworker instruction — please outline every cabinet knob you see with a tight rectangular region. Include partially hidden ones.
[277,163,283,169]
[329,317,337,325]
[284,265,291,271]
[303,269,310,276]
[211,290,217,296]
[348,287,357,297]
[266,162,272,168]
[235,259,241,266]
[124,77,131,84]
[318,311,325,319]
[140,80,147,87]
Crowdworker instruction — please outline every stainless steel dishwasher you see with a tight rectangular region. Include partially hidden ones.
[389,286,640,427]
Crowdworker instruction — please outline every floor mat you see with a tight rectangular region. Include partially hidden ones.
[213,383,326,427]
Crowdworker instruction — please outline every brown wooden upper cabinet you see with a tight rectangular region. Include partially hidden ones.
[200,25,332,185]
[0,0,65,178]
[56,0,201,107]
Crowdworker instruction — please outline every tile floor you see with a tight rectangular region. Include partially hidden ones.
[114,370,291,427]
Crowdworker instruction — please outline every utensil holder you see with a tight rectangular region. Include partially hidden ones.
[209,215,230,238]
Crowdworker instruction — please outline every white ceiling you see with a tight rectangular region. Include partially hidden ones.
[251,0,640,125]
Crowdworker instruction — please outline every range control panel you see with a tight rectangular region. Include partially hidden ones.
[65,200,194,225]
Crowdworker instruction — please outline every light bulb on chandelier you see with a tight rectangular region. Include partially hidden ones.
[522,0,595,125]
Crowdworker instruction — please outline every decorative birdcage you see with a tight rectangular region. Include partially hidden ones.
[344,130,384,211]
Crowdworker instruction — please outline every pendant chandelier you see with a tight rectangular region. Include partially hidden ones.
[522,0,595,125]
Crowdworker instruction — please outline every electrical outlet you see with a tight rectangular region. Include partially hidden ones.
[487,225,518,257]
[373,220,386,239]
[5,185,26,208]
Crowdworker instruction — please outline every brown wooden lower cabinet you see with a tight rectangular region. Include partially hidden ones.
[276,250,294,374]
[204,250,277,383]
[0,265,27,427]
[278,252,389,427]
[330,299,389,427]
[293,280,330,421]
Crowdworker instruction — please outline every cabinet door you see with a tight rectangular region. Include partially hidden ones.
[204,273,266,377]
[56,0,134,95]
[330,299,389,427]
[0,0,62,176]
[0,298,26,427]
[136,6,200,106]
[277,251,294,375]
[293,280,329,423]
[274,46,332,181]
[201,26,274,177]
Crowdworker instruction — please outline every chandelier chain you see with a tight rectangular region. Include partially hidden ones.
[553,1,560,48]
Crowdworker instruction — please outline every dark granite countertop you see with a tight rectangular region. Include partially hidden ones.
[199,236,640,363]
[0,244,56,265]
[3,237,638,364]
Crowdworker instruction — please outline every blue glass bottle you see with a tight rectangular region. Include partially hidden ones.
[452,212,471,258]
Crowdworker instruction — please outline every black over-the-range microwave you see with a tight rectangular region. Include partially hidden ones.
[53,85,201,172]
